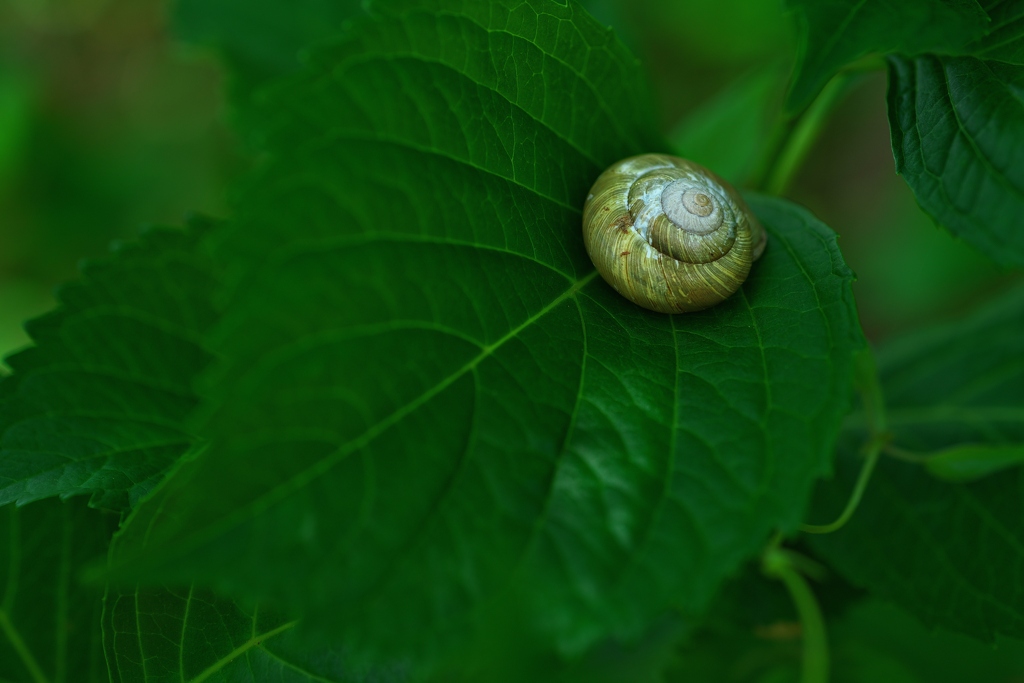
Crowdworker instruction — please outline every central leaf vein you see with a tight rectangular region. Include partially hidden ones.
[118,271,601,571]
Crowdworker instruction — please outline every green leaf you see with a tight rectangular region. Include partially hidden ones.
[887,55,1024,267]
[924,443,1024,482]
[0,221,217,511]
[967,0,1024,64]
[109,193,864,667]
[0,498,115,683]
[809,284,1024,642]
[785,0,990,110]
[102,490,403,682]
[103,584,388,683]
[668,67,783,186]
[101,0,863,668]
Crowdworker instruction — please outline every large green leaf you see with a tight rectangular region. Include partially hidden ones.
[0,222,217,511]
[809,284,1024,642]
[785,0,990,110]
[887,55,1024,267]
[0,498,115,683]
[108,195,863,666]
[98,0,862,669]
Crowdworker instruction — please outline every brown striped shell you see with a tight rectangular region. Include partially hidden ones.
[582,154,766,314]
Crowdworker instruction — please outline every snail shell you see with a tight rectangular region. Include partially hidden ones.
[582,154,766,314]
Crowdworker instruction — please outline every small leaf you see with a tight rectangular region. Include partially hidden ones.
[0,498,115,683]
[809,283,1024,643]
[785,0,990,110]
[924,443,1024,482]
[887,55,1024,267]
[0,221,218,511]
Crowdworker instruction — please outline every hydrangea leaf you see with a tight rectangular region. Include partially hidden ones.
[887,55,1024,267]
[0,221,218,511]
[0,499,115,683]
[97,0,860,670]
[102,583,398,683]
[785,0,990,110]
[967,0,1024,64]
[810,284,1024,642]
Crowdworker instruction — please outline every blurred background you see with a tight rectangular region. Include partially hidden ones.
[0,0,1013,364]
[0,0,237,359]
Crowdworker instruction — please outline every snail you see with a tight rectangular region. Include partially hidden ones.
[582,154,766,314]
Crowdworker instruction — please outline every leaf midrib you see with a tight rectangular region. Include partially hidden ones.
[112,271,601,575]
[188,620,298,683]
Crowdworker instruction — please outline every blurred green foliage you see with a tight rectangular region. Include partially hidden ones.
[669,597,1024,683]
[0,0,234,364]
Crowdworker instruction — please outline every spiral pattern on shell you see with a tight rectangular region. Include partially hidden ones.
[582,154,767,314]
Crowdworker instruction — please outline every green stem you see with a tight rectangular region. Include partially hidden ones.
[0,610,48,683]
[854,348,888,437]
[752,64,878,195]
[801,349,888,534]
[800,435,883,534]
[763,548,829,683]
[763,76,848,195]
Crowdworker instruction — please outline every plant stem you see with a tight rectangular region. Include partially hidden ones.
[853,348,888,437]
[0,609,49,683]
[801,349,888,534]
[752,62,880,195]
[764,76,850,195]
[763,547,829,683]
[800,435,883,534]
